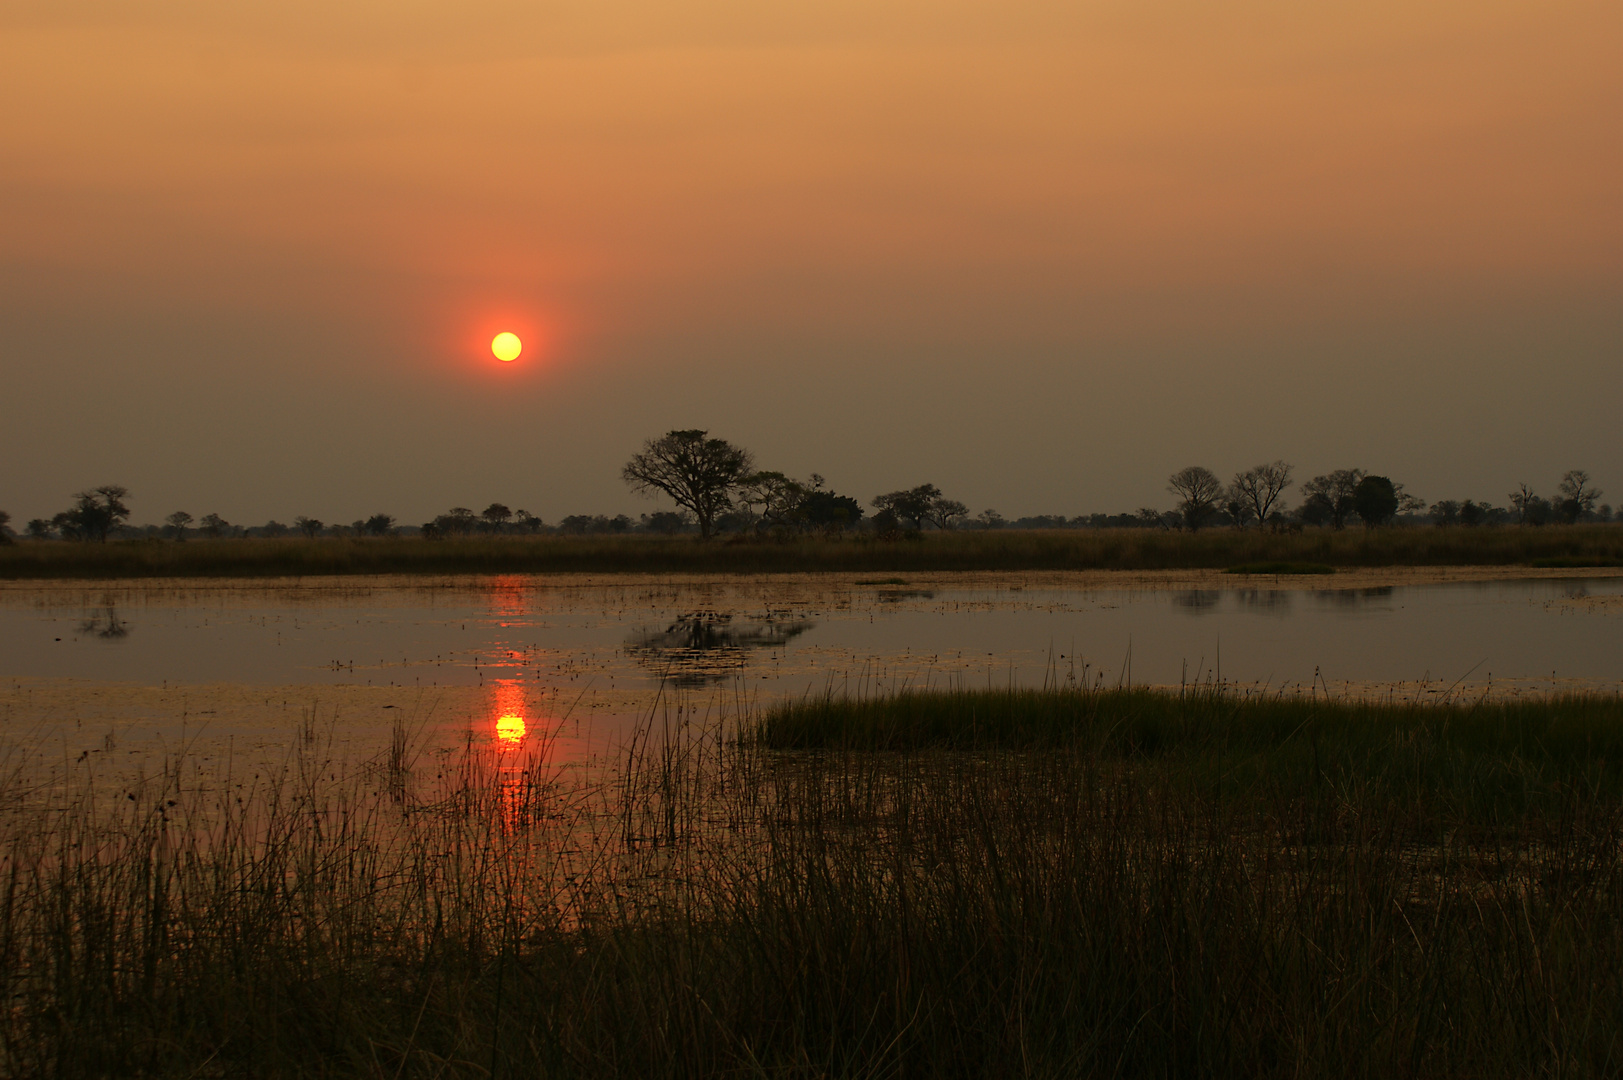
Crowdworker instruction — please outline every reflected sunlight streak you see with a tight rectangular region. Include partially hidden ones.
[491,680,528,748]
[496,712,527,744]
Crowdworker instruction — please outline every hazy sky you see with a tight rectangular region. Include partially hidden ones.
[3,0,1618,525]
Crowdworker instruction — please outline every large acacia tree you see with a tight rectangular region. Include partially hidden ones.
[622,430,754,539]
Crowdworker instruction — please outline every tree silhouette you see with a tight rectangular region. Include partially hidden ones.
[803,492,865,532]
[164,511,193,540]
[560,514,633,535]
[872,484,966,531]
[622,430,754,540]
[737,472,808,535]
[1352,475,1399,527]
[1509,483,1552,525]
[1300,469,1365,529]
[1228,461,1293,530]
[481,503,513,532]
[1429,500,1460,526]
[295,516,323,539]
[55,486,132,542]
[434,508,478,536]
[1166,467,1222,530]
[922,496,968,530]
[642,511,692,535]
[1557,470,1601,523]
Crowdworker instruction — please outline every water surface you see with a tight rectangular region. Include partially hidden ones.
[3,574,1620,776]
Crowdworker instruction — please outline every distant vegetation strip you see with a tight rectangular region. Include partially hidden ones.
[3,525,1623,578]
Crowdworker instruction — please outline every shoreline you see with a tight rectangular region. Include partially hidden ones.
[2,563,1621,599]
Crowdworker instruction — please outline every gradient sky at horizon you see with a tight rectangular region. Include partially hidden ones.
[2,0,1618,526]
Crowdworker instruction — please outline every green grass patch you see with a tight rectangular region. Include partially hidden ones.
[1224,560,1335,574]
[757,686,1623,816]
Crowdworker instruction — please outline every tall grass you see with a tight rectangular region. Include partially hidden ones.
[4,690,1623,1076]
[3,523,1622,579]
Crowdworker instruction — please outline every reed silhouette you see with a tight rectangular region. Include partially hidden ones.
[5,688,1623,1076]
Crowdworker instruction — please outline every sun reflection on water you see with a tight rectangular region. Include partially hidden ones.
[490,680,528,749]
[487,575,529,624]
[496,713,527,744]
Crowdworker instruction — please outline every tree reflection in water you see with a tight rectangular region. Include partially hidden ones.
[77,606,131,640]
[1315,586,1397,609]
[1173,590,1222,613]
[624,611,815,686]
[1235,589,1293,615]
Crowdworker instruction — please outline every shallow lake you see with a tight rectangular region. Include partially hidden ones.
[2,573,1621,777]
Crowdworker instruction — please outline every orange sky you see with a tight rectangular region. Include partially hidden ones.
[2,0,1618,522]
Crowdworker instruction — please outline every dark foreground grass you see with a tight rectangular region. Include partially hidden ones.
[3,522,1623,578]
[6,690,1623,1077]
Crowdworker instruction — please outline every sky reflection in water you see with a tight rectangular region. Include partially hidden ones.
[4,576,1622,702]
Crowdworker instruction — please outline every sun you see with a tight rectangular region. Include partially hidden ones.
[491,332,522,362]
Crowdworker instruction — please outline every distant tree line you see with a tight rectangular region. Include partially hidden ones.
[1112,464,1607,532]
[3,451,1610,545]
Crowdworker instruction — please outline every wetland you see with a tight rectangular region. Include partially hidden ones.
[3,568,1623,1077]
[4,568,1621,770]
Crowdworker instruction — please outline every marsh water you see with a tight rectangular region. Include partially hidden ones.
[3,574,1621,777]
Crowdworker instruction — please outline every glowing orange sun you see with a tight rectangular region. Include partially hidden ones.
[491,332,522,362]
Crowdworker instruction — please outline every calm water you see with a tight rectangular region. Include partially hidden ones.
[2,574,1619,781]
[4,575,1621,695]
